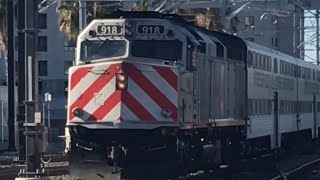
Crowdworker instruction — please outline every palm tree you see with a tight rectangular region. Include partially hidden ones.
[176,8,223,32]
[57,1,121,41]
[0,0,7,52]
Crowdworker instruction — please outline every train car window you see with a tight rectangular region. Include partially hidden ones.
[265,56,269,71]
[247,51,253,67]
[268,57,272,71]
[131,40,182,61]
[284,62,287,75]
[263,56,266,70]
[291,64,295,76]
[288,63,291,76]
[313,70,316,80]
[259,54,262,69]
[273,58,278,73]
[280,61,283,74]
[268,100,271,114]
[252,52,257,68]
[80,39,127,61]
[261,56,264,70]
[264,56,269,71]
[280,101,284,114]
[253,100,257,115]
[255,54,259,69]
[248,99,253,115]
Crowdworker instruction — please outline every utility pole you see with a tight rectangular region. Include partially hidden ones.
[24,0,40,173]
[316,10,319,65]
[7,0,16,151]
[79,0,87,31]
[15,0,48,178]
[17,0,26,161]
[299,8,304,60]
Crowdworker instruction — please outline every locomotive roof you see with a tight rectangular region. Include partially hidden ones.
[105,10,247,61]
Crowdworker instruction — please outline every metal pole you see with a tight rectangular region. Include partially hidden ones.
[24,0,41,174]
[316,10,319,65]
[1,100,4,143]
[79,0,87,31]
[299,8,304,60]
[7,0,16,151]
[17,0,26,161]
[42,102,45,126]
[293,5,296,54]
[48,103,50,129]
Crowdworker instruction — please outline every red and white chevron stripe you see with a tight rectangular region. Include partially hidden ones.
[67,61,178,123]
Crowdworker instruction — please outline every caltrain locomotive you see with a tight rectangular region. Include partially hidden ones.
[65,10,320,179]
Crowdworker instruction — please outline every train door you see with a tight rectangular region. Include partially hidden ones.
[313,94,318,139]
[273,91,279,149]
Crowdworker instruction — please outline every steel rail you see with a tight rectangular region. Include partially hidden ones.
[269,157,320,180]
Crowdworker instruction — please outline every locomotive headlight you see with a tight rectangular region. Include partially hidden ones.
[117,82,126,90]
[117,73,126,82]
[88,30,97,37]
[72,108,83,117]
[116,73,127,90]
[161,109,172,118]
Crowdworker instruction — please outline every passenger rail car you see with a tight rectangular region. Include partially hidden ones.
[65,10,320,179]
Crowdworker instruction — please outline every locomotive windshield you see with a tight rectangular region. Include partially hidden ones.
[131,40,182,61]
[80,39,127,61]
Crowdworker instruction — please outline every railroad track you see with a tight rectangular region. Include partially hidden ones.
[269,157,320,180]
[0,153,67,165]
[0,165,69,180]
[0,153,69,180]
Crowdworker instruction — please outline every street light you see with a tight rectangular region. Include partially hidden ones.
[43,92,52,128]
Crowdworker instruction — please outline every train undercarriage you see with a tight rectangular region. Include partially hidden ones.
[67,125,244,180]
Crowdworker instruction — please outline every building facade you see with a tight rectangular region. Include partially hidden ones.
[12,3,75,139]
[224,0,305,59]
[37,4,74,134]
